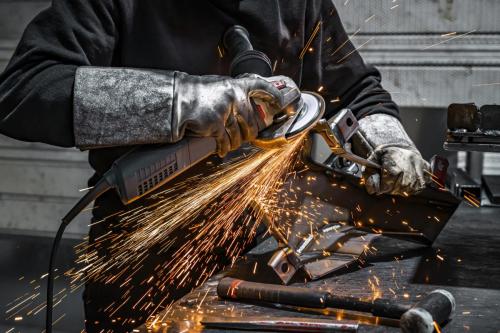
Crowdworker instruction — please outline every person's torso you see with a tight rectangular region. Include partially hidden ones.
[88,0,325,215]
[115,0,316,82]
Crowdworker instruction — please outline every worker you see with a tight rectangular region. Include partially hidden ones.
[0,0,429,331]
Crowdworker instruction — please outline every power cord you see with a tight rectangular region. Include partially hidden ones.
[46,178,112,333]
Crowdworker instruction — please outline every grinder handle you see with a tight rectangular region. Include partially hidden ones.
[223,25,273,78]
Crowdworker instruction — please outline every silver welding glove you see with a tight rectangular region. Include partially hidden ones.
[73,67,289,156]
[354,113,431,196]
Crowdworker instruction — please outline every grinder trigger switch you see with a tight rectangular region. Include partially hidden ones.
[251,79,302,131]
[251,96,275,129]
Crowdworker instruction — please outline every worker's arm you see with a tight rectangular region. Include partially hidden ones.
[0,0,118,147]
[317,1,429,196]
[0,0,286,157]
[73,70,286,157]
[315,2,398,120]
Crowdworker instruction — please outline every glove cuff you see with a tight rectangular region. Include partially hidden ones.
[73,67,175,149]
[356,113,417,154]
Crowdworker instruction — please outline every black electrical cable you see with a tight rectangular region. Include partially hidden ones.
[44,26,273,332]
[46,178,112,333]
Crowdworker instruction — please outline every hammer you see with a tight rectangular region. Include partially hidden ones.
[218,277,455,333]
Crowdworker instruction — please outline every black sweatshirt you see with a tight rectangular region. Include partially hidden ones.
[0,0,398,182]
[0,1,400,327]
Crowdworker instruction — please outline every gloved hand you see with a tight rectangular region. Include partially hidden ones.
[354,113,430,196]
[173,73,293,157]
[73,67,296,155]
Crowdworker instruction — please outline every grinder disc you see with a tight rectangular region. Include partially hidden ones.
[285,92,325,139]
[253,91,325,149]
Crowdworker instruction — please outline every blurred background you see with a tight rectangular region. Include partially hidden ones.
[0,0,499,332]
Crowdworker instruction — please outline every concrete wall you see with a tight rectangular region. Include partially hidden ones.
[334,0,500,173]
[337,0,500,107]
[0,0,92,236]
[0,0,499,236]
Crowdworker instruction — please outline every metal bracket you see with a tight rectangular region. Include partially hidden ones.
[311,110,381,170]
[266,223,380,284]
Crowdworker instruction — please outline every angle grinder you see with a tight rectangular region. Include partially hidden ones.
[66,26,324,211]
[45,25,324,332]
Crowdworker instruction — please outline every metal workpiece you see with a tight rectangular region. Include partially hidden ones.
[309,109,382,171]
[264,225,380,285]
[248,165,459,285]
[301,232,381,281]
[247,106,461,285]
[277,167,459,244]
[267,248,303,284]
[252,172,383,285]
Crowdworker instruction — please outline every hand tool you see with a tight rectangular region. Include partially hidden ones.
[45,25,325,333]
[257,111,460,285]
[217,277,455,333]
[201,316,386,332]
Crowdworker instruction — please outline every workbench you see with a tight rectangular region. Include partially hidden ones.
[135,204,500,332]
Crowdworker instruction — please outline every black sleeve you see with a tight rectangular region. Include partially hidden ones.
[317,0,399,120]
[0,0,119,147]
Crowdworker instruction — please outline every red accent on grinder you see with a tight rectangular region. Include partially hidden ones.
[273,80,286,90]
[430,155,449,189]
[255,104,267,121]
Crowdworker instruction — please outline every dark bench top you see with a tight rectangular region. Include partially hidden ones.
[138,204,500,332]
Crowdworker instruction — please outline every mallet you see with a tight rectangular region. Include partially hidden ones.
[400,289,455,333]
[217,277,455,333]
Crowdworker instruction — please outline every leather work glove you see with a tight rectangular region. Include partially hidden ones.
[353,113,431,196]
[173,73,292,157]
[73,67,296,156]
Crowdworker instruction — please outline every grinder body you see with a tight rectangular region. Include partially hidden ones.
[106,26,324,204]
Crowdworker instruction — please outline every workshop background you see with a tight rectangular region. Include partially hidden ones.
[0,0,499,332]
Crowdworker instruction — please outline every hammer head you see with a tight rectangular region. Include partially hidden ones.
[400,289,456,333]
